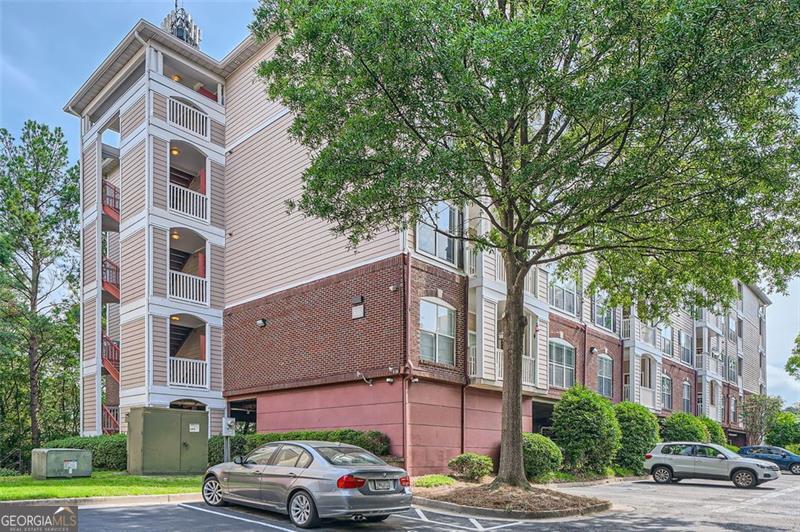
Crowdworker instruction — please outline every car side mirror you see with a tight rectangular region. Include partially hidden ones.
[716,454,726,460]
[233,456,243,465]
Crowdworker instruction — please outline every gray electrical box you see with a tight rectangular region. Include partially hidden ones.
[31,448,92,480]
[127,407,208,475]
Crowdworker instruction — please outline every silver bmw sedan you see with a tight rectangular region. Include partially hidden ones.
[202,441,412,528]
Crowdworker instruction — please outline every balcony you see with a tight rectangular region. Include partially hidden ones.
[468,344,477,377]
[170,271,208,305]
[169,227,208,305]
[168,97,209,139]
[101,335,120,382]
[169,357,208,388]
[621,318,632,340]
[495,349,503,381]
[168,141,209,222]
[102,405,119,434]
[640,386,656,409]
[170,183,208,222]
[522,356,536,386]
[101,258,120,303]
[466,248,478,277]
[101,179,120,230]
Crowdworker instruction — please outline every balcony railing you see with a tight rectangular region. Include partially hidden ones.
[102,258,119,286]
[623,384,631,401]
[169,357,208,388]
[468,344,477,377]
[495,254,505,283]
[102,180,120,213]
[522,356,535,386]
[170,270,208,304]
[640,386,656,409]
[168,98,209,139]
[169,183,208,222]
[621,318,631,340]
[102,335,120,370]
[102,405,119,434]
[466,248,477,277]
[495,349,503,381]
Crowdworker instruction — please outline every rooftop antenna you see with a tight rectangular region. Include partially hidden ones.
[161,0,202,49]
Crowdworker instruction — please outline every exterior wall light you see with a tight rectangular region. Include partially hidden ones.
[170,146,180,156]
[255,318,267,328]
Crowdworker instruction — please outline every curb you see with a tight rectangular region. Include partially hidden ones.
[0,493,202,508]
[411,496,612,520]
[542,475,649,488]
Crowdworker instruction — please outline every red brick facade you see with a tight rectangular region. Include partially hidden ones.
[659,358,696,416]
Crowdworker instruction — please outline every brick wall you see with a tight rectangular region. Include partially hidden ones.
[660,358,696,416]
[223,256,405,396]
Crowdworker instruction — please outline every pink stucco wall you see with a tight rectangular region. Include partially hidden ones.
[255,380,404,457]
[465,387,532,466]
[406,380,462,475]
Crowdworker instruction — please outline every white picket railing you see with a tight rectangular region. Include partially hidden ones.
[468,345,477,377]
[170,270,208,304]
[169,183,208,221]
[621,318,632,340]
[640,386,656,409]
[168,98,209,139]
[495,349,503,381]
[169,357,208,388]
[522,356,536,386]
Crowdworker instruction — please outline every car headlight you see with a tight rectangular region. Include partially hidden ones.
[756,464,770,469]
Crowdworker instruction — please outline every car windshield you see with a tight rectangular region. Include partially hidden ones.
[315,446,386,466]
[713,446,739,459]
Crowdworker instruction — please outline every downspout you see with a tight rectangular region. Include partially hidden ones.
[402,252,411,472]
[461,267,469,454]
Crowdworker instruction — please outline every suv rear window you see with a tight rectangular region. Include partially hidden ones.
[662,444,693,456]
[315,446,386,466]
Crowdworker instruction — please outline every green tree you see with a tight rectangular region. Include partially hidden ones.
[765,412,800,448]
[699,416,727,446]
[661,412,709,443]
[253,0,800,485]
[785,334,800,381]
[741,394,783,446]
[614,402,660,474]
[0,121,79,449]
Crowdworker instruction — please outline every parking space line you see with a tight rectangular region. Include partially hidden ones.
[482,522,524,531]
[177,503,294,531]
[710,483,800,514]
[468,517,484,530]
[415,507,429,520]
[395,514,481,531]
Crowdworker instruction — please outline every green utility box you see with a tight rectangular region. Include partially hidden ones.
[127,407,208,475]
[31,448,92,480]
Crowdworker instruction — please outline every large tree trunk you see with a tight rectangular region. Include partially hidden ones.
[28,337,40,448]
[493,255,529,487]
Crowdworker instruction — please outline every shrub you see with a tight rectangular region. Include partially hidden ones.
[613,402,660,474]
[551,386,621,474]
[448,452,493,481]
[207,429,391,465]
[413,474,456,488]
[765,412,800,448]
[0,467,21,477]
[786,443,800,455]
[723,443,740,453]
[521,433,562,480]
[43,434,127,470]
[699,416,728,445]
[660,412,709,443]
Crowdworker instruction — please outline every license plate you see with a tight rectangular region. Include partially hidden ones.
[372,480,393,491]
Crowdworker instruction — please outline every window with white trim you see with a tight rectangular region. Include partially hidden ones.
[679,331,692,365]
[682,381,692,412]
[598,356,613,398]
[593,291,616,331]
[417,202,461,266]
[549,277,577,315]
[420,299,455,365]
[661,326,674,356]
[548,341,575,388]
[661,375,673,410]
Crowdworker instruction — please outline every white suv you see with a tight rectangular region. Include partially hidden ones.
[644,442,780,488]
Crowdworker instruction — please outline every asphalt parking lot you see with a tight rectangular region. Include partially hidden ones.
[78,474,800,531]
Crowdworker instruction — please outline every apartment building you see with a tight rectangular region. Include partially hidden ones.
[68,7,770,471]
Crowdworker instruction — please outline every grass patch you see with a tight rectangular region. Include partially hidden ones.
[0,471,201,501]
[413,474,456,488]
[415,482,605,513]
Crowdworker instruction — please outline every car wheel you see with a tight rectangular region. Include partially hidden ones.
[288,491,320,529]
[790,463,800,475]
[732,469,757,488]
[652,466,673,484]
[365,515,390,522]
[202,477,226,507]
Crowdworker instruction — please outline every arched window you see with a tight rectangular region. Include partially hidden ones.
[661,375,673,410]
[598,355,613,398]
[420,298,455,365]
[548,339,575,388]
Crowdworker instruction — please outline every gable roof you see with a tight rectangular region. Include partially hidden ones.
[64,19,263,116]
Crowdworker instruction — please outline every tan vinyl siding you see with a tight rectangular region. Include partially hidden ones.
[107,303,120,341]
[153,92,167,121]
[120,95,145,140]
[210,326,223,391]
[83,297,97,361]
[210,120,225,147]
[209,408,224,436]
[82,142,98,209]
[210,244,224,308]
[83,225,97,286]
[151,315,168,386]
[152,137,168,210]
[210,161,225,228]
[121,140,146,219]
[224,115,398,305]
[83,375,96,432]
[121,229,146,304]
[120,318,146,389]
[225,38,283,145]
[536,317,549,386]
[152,227,168,297]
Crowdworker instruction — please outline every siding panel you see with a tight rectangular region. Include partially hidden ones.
[121,140,146,219]
[210,120,225,147]
[152,315,168,387]
[153,92,167,121]
[152,137,168,210]
[120,95,145,140]
[152,227,168,297]
[83,225,97,286]
[83,297,97,361]
[121,229,146,304]
[210,244,224,308]
[210,325,223,391]
[83,375,96,432]
[210,161,225,228]
[82,142,98,209]
[120,318,146,389]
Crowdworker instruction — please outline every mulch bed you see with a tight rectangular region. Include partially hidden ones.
[414,480,606,512]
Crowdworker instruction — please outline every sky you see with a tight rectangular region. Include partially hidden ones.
[1,1,799,406]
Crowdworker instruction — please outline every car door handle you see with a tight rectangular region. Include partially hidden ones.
[288,472,296,477]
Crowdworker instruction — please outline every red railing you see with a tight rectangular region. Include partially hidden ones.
[102,258,119,286]
[102,335,120,371]
[102,405,120,434]
[102,180,120,212]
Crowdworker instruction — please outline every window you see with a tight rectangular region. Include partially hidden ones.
[272,445,305,467]
[679,331,692,365]
[417,202,461,266]
[245,444,280,465]
[315,446,386,466]
[682,381,692,412]
[737,318,743,341]
[662,444,693,456]
[737,356,743,377]
[731,397,738,423]
[549,276,577,315]
[598,356,613,398]
[593,291,616,331]
[640,357,654,389]
[695,445,721,458]
[710,381,717,407]
[420,300,455,365]
[661,375,673,410]
[549,341,575,388]
[661,326,674,356]
[727,316,737,342]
